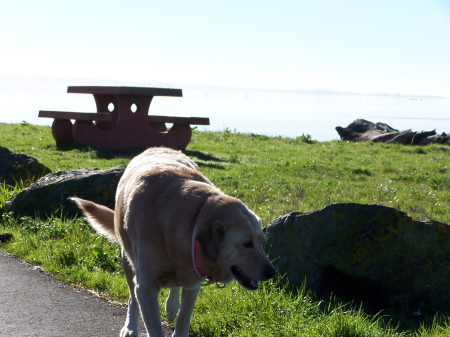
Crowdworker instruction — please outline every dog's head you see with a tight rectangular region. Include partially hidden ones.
[196,195,276,290]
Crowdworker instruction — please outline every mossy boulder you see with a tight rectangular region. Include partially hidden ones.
[5,166,125,218]
[0,146,51,186]
[264,203,450,311]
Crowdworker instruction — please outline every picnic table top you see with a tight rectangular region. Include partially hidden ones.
[67,86,183,97]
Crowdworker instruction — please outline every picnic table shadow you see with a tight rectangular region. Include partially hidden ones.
[55,143,226,169]
[56,142,143,159]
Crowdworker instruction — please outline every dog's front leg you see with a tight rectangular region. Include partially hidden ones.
[136,282,166,337]
[172,286,200,337]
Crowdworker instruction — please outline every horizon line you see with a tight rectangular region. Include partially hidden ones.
[1,73,448,100]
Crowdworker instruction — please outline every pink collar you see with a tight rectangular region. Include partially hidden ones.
[191,223,214,285]
[194,240,209,278]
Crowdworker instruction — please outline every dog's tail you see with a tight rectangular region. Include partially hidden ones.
[71,197,118,242]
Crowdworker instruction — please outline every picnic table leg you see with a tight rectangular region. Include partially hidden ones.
[167,124,192,149]
[91,94,119,130]
[149,122,167,132]
[72,120,98,147]
[51,119,74,143]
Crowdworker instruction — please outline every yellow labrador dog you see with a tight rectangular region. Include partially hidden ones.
[73,147,276,337]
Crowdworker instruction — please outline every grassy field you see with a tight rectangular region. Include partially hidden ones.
[1,122,449,336]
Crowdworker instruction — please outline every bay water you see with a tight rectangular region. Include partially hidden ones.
[1,76,449,142]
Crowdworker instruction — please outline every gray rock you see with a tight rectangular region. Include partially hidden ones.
[264,203,450,311]
[0,146,51,186]
[5,166,125,218]
[335,119,450,145]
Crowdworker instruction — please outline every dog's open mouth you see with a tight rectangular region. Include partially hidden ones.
[231,266,259,290]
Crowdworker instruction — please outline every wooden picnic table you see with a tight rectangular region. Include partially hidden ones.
[38,86,209,150]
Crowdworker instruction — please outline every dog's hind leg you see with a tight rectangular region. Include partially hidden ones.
[166,287,181,322]
[172,287,200,337]
[120,253,140,337]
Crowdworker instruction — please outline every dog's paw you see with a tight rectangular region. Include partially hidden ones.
[120,327,138,337]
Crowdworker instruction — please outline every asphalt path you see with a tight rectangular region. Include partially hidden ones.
[0,249,173,337]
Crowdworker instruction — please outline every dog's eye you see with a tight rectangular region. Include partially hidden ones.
[242,240,254,249]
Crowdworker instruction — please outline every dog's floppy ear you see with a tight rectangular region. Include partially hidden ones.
[196,219,225,263]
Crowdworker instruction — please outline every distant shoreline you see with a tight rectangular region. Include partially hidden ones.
[1,73,448,100]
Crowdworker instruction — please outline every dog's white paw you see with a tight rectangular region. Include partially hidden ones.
[120,327,138,337]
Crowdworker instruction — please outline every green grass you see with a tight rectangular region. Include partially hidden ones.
[1,122,450,336]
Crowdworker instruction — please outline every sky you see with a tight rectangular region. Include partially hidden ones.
[1,0,450,97]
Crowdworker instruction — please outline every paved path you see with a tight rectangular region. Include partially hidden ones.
[0,249,173,336]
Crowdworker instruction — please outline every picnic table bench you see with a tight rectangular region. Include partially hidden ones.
[38,86,209,150]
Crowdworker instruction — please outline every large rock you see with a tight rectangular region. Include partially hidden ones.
[5,166,125,218]
[335,119,450,145]
[264,203,450,311]
[0,146,51,186]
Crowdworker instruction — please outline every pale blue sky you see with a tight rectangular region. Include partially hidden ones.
[2,0,450,96]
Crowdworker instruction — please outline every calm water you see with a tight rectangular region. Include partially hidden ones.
[1,77,449,142]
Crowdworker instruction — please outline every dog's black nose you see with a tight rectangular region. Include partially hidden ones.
[263,264,277,280]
